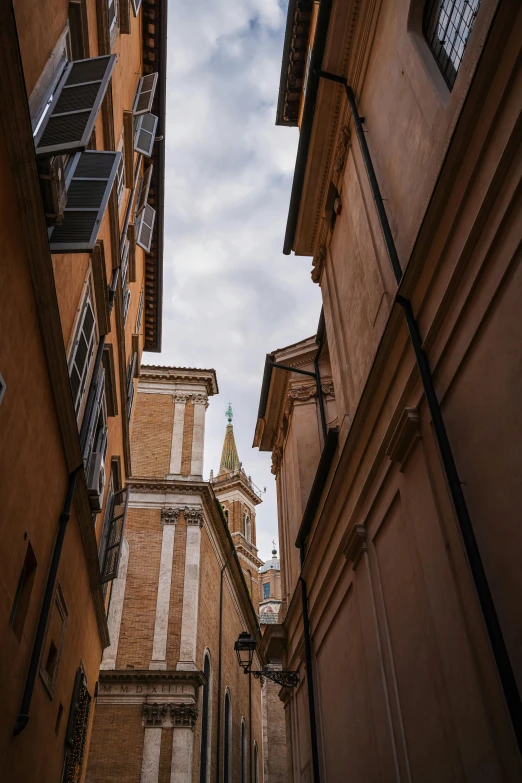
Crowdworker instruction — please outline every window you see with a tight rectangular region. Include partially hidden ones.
[302,46,312,99]
[199,653,212,783]
[62,666,92,783]
[133,73,158,115]
[84,371,108,512]
[40,584,68,697]
[49,150,122,253]
[108,0,117,35]
[423,0,480,89]
[121,238,131,322]
[116,148,125,207]
[131,0,143,17]
[136,288,144,333]
[127,352,137,418]
[263,582,270,600]
[240,718,247,783]
[10,542,37,641]
[244,512,251,542]
[134,112,158,157]
[136,203,156,253]
[223,691,232,783]
[69,290,96,417]
[136,164,153,213]
[34,55,116,157]
[100,483,129,583]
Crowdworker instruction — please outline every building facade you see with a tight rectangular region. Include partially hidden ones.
[86,367,263,783]
[255,0,522,781]
[0,0,165,779]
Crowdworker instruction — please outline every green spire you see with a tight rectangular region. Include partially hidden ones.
[219,404,240,474]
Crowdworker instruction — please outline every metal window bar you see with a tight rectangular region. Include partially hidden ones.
[423,0,481,89]
[100,487,129,582]
[62,667,92,783]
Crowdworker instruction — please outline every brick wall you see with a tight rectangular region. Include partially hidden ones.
[116,508,162,668]
[166,511,187,667]
[86,704,144,783]
[262,678,289,783]
[131,392,173,477]
[159,727,173,783]
[180,400,194,476]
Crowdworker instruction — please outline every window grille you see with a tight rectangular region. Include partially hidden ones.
[69,292,96,416]
[100,486,129,582]
[62,667,92,783]
[423,0,481,89]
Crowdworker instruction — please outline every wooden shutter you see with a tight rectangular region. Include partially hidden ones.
[131,0,143,17]
[137,164,153,212]
[134,113,158,157]
[63,667,92,783]
[136,204,156,253]
[82,367,105,464]
[100,487,129,582]
[132,72,158,115]
[127,353,137,417]
[35,55,116,157]
[49,151,121,253]
[69,293,96,415]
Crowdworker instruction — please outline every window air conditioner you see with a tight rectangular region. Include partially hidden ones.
[37,155,67,225]
[87,449,106,512]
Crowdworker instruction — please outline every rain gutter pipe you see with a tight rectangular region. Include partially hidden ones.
[14,466,81,735]
[302,65,522,755]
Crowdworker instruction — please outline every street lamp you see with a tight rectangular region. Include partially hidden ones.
[234,631,300,688]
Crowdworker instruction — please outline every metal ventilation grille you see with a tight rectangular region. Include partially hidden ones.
[423,0,480,89]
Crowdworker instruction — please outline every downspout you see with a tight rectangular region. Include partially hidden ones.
[14,466,81,735]
[249,669,253,783]
[79,154,143,457]
[216,546,235,783]
[315,68,522,754]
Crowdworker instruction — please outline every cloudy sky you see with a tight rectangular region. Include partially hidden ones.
[145,0,321,561]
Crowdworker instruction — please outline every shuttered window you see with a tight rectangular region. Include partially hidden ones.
[134,113,158,157]
[127,353,137,418]
[35,55,116,157]
[100,487,129,582]
[82,367,106,463]
[62,667,92,783]
[49,150,121,253]
[137,164,153,212]
[133,73,158,115]
[121,239,131,322]
[69,292,96,416]
[136,288,144,333]
[136,203,156,253]
[131,0,143,17]
[116,153,125,205]
[108,0,117,33]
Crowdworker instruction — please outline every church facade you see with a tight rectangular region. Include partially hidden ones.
[86,366,263,783]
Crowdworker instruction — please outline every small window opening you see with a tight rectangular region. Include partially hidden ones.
[10,542,37,641]
[423,0,481,89]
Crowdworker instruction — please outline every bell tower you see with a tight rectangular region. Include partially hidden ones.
[211,404,263,610]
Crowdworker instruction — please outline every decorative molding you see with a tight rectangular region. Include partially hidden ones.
[192,394,208,406]
[288,383,317,402]
[342,524,367,568]
[321,381,336,398]
[161,507,181,525]
[333,124,351,175]
[184,507,204,527]
[173,394,189,404]
[271,446,282,476]
[143,703,169,727]
[386,408,421,471]
[311,244,326,284]
[130,481,206,495]
[170,703,198,729]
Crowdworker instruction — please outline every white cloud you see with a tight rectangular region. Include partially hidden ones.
[146,0,322,562]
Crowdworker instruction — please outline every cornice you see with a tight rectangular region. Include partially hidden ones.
[140,365,218,395]
[99,669,206,686]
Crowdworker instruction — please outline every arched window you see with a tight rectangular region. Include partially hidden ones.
[423,0,480,89]
[244,512,251,542]
[240,718,247,783]
[224,690,232,783]
[254,742,259,783]
[199,652,211,783]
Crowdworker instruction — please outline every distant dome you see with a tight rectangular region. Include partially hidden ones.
[260,557,280,574]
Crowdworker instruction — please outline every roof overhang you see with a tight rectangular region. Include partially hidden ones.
[142,0,168,352]
[276,0,314,127]
[140,365,219,396]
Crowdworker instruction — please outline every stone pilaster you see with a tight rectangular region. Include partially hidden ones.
[100,537,130,670]
[177,508,204,671]
[190,395,207,478]
[170,705,197,783]
[169,395,187,476]
[150,508,180,670]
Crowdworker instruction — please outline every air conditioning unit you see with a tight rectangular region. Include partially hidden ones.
[87,450,106,513]
[37,155,67,225]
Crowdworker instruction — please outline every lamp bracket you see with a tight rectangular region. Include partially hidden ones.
[249,667,299,689]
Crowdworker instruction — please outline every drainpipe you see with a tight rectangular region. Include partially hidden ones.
[14,467,81,735]
[315,68,522,754]
[249,669,253,783]
[216,546,235,783]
